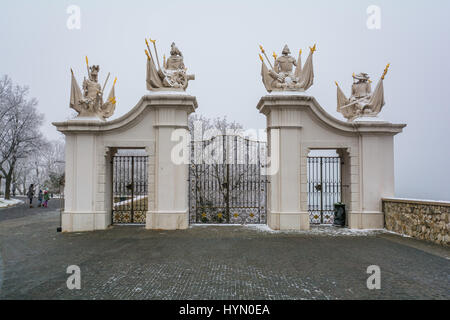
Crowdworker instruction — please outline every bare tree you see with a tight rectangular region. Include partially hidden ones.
[188,114,243,140]
[0,75,44,199]
[41,139,65,193]
[188,114,266,223]
[0,75,13,194]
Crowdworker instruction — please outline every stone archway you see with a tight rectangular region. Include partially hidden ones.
[53,94,197,232]
[257,95,405,230]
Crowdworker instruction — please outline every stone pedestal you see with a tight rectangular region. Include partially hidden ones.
[257,95,405,230]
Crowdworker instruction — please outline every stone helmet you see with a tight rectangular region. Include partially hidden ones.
[352,72,370,81]
[282,45,291,55]
[90,65,100,77]
[170,42,183,57]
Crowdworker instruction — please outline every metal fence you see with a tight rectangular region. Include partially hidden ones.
[112,155,148,224]
[189,135,267,224]
[307,156,342,224]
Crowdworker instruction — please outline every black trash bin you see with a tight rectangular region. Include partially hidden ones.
[333,203,346,227]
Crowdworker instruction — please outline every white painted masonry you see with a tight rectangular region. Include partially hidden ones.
[257,95,405,230]
[53,94,197,232]
[54,92,403,232]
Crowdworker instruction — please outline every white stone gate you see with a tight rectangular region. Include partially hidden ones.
[54,94,197,232]
[257,95,405,230]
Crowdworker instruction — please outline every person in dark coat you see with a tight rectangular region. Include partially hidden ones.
[37,189,43,207]
[27,184,35,208]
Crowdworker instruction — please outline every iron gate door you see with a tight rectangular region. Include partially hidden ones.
[189,135,267,224]
[307,156,342,224]
[112,155,148,224]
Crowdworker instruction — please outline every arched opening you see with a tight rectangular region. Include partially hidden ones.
[110,148,148,225]
[307,149,343,225]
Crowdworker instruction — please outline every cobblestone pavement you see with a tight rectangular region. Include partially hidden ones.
[0,203,448,300]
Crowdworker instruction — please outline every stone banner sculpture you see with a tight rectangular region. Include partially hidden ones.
[70,57,117,120]
[335,64,390,121]
[145,38,195,91]
[259,43,316,93]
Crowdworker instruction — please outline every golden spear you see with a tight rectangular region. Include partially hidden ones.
[259,45,273,69]
[150,38,161,70]
[381,63,390,80]
[145,49,151,60]
[145,39,154,61]
[272,51,277,62]
[309,44,317,53]
[85,56,90,77]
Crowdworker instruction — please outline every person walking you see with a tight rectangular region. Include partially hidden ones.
[27,184,35,208]
[43,189,50,208]
[37,189,43,207]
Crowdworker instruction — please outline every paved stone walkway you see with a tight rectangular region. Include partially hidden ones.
[0,202,448,299]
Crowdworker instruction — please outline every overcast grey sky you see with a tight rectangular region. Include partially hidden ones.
[0,0,449,200]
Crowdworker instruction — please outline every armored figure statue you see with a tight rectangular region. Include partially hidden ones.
[336,64,390,121]
[70,57,117,120]
[271,45,298,87]
[80,65,102,111]
[145,39,195,91]
[259,43,316,92]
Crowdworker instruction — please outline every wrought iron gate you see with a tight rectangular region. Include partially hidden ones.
[189,135,267,224]
[307,156,342,224]
[112,155,148,224]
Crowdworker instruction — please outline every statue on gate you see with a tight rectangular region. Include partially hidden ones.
[144,38,195,91]
[335,64,390,121]
[69,56,117,120]
[259,43,316,92]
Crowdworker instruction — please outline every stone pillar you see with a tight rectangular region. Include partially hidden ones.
[61,132,106,232]
[357,132,395,228]
[257,95,309,230]
[145,94,197,230]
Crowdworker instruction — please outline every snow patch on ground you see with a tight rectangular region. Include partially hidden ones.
[382,229,412,238]
[191,223,387,237]
[245,224,386,236]
[0,198,23,208]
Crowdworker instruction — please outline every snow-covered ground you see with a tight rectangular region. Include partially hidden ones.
[191,223,390,237]
[245,224,386,236]
[0,198,24,208]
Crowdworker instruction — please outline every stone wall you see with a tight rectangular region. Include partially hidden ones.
[382,198,449,246]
